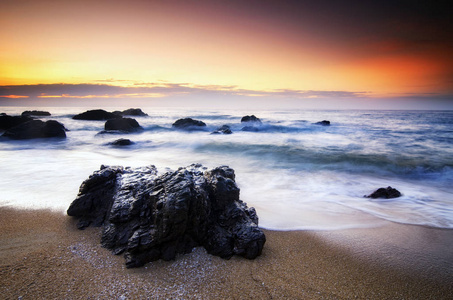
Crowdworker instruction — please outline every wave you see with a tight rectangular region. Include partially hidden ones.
[141,125,172,132]
[193,141,453,180]
[237,123,318,133]
[1,108,452,230]
[189,114,235,120]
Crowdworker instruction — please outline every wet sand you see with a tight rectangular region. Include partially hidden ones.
[1,207,452,299]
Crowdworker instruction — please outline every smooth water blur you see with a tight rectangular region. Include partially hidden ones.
[1,107,452,230]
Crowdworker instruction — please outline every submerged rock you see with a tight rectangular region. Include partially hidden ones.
[315,120,330,126]
[366,186,402,199]
[241,115,261,123]
[73,109,121,120]
[241,126,260,132]
[67,164,265,268]
[172,118,207,130]
[21,110,51,117]
[211,125,232,134]
[113,108,148,117]
[109,138,134,146]
[2,120,66,140]
[104,117,143,133]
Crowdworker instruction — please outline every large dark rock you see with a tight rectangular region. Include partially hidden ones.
[211,125,233,134]
[366,186,402,199]
[73,109,121,120]
[241,115,261,123]
[2,120,66,140]
[67,164,265,268]
[172,118,207,130]
[21,110,51,117]
[113,108,148,117]
[104,118,143,133]
[0,113,33,130]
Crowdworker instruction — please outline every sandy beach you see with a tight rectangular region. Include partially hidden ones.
[1,207,452,299]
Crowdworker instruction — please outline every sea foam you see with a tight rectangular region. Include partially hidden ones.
[1,107,452,229]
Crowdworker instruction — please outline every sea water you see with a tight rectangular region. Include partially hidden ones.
[1,107,452,230]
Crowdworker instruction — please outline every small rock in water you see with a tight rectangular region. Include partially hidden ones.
[109,139,134,146]
[315,120,330,126]
[113,108,148,116]
[366,186,402,199]
[172,118,207,130]
[211,125,232,134]
[241,115,261,123]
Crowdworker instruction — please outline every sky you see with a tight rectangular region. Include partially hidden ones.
[1,0,452,109]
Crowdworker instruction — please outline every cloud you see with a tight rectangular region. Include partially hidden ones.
[1,81,452,110]
[0,82,368,100]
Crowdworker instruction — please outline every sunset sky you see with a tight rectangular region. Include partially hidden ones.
[1,0,452,109]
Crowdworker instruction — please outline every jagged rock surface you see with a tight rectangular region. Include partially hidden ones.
[67,164,265,268]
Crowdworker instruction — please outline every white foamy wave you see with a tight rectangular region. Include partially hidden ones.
[1,107,452,230]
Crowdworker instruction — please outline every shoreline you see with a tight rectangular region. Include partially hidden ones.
[1,207,452,299]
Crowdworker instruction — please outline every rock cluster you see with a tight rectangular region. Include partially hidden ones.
[73,108,149,120]
[67,164,265,268]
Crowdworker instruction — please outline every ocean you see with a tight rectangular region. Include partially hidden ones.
[1,107,452,230]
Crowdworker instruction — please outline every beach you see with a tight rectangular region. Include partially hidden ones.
[1,207,452,299]
[2,0,453,297]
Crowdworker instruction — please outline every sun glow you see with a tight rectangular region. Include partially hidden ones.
[1,0,452,108]
[0,95,29,99]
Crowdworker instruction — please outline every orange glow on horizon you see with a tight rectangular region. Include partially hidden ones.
[343,55,450,95]
[1,0,452,102]
[36,93,167,99]
[0,95,29,99]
